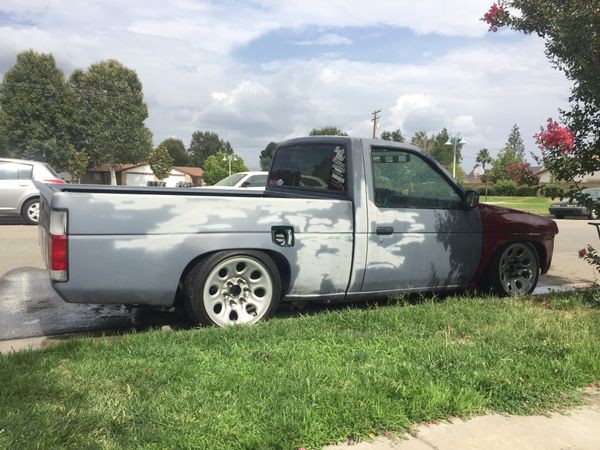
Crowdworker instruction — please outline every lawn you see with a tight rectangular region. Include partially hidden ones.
[481,196,553,216]
[1,291,600,449]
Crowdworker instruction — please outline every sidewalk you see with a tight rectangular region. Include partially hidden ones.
[327,389,600,450]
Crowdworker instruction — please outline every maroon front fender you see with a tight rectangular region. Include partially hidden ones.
[470,203,558,286]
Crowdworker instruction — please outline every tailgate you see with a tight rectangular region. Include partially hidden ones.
[34,181,59,268]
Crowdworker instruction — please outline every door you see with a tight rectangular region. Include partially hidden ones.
[0,162,34,213]
[360,146,482,292]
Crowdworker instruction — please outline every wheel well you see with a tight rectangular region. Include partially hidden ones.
[173,249,292,306]
[528,241,547,273]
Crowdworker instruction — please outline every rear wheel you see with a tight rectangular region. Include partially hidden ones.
[589,211,598,219]
[21,198,40,225]
[184,251,281,326]
[485,242,540,296]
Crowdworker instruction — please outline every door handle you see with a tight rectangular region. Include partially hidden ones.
[376,226,394,235]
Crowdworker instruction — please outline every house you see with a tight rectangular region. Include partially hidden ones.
[83,163,204,187]
[464,166,485,184]
[536,167,600,184]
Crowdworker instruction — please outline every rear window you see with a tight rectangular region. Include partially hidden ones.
[268,143,346,192]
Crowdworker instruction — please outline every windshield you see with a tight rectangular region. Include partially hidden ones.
[214,173,246,186]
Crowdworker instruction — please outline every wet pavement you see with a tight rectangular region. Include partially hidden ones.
[0,267,185,340]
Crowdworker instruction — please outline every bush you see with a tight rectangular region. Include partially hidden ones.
[494,179,516,196]
[544,184,564,199]
[515,186,538,196]
[476,185,495,196]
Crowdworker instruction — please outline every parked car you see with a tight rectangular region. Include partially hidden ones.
[549,187,600,219]
[37,137,558,327]
[203,171,268,190]
[0,158,64,224]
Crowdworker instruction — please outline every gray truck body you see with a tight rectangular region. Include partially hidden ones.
[38,137,485,307]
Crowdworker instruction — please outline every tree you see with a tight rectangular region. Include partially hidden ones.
[70,59,152,184]
[380,129,405,142]
[63,144,89,184]
[506,124,526,159]
[488,146,524,183]
[483,1,600,213]
[188,131,232,168]
[0,50,75,167]
[149,145,174,182]
[410,131,434,153]
[159,138,189,166]
[259,142,277,171]
[475,148,493,172]
[309,127,348,136]
[202,152,248,185]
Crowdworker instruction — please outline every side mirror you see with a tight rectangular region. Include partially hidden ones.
[463,190,479,209]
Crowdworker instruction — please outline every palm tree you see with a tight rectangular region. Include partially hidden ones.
[476,148,493,199]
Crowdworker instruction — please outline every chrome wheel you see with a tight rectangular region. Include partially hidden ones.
[498,243,538,295]
[27,201,39,223]
[203,255,274,326]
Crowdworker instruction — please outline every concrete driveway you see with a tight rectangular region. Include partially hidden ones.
[0,218,598,340]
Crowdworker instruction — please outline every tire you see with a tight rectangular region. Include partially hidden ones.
[484,242,540,296]
[184,250,281,326]
[589,211,598,220]
[21,197,40,225]
[554,214,564,219]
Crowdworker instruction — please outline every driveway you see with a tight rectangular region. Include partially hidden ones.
[0,218,598,340]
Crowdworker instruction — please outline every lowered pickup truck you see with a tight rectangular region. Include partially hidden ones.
[38,136,558,327]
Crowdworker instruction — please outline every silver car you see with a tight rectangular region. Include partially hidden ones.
[0,158,64,224]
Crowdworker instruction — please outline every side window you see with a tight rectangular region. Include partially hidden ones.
[371,147,462,209]
[269,144,346,192]
[243,174,268,187]
[0,163,31,180]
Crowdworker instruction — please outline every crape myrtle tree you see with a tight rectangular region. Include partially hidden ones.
[483,1,600,213]
[70,59,152,184]
[149,145,174,183]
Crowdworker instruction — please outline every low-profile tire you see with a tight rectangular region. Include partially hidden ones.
[554,214,564,219]
[184,250,281,327]
[484,242,540,296]
[21,197,40,225]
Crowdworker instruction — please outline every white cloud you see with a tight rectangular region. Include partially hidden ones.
[0,1,572,169]
[295,33,353,46]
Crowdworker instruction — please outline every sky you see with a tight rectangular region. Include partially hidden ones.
[0,0,572,171]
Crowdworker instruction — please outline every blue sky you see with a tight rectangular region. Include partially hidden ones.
[0,0,571,170]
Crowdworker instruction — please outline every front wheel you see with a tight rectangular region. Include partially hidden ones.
[485,242,540,296]
[184,251,281,327]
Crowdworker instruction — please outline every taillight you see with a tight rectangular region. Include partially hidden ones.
[49,210,68,282]
[43,179,65,184]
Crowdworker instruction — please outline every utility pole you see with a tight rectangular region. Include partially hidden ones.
[371,110,381,139]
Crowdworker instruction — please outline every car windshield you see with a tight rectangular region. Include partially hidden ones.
[214,173,246,186]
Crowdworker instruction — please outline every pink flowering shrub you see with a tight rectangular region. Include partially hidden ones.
[482,3,509,31]
[534,118,575,154]
[505,162,539,187]
[579,244,600,275]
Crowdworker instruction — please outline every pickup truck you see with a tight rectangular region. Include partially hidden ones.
[38,136,558,327]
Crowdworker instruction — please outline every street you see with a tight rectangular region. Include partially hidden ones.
[0,218,598,340]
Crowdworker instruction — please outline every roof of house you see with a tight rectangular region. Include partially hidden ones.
[173,166,204,177]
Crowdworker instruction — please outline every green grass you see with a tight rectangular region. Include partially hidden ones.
[1,291,600,449]
[481,196,553,215]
